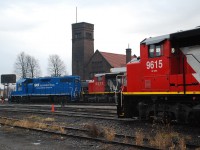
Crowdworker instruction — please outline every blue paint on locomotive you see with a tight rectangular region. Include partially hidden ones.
[11,76,81,102]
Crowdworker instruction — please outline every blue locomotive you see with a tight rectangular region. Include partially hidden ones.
[11,76,81,103]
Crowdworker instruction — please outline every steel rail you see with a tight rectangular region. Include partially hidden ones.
[1,116,199,149]
[0,107,117,119]
[0,107,133,122]
[1,107,199,149]
[0,116,158,150]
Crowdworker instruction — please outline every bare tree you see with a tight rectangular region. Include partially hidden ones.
[14,52,28,78]
[48,54,66,77]
[26,55,41,78]
[14,52,41,78]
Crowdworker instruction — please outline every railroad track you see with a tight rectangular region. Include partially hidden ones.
[0,116,158,150]
[0,116,199,150]
[0,107,120,120]
[0,104,116,115]
[1,104,200,149]
[0,104,128,122]
[2,103,116,108]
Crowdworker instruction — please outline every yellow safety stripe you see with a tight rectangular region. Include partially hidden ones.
[123,91,200,95]
[82,91,200,95]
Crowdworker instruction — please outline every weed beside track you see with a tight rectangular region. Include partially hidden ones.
[0,104,200,149]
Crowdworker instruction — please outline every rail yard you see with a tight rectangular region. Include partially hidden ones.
[7,27,200,124]
[1,27,200,149]
[0,103,200,150]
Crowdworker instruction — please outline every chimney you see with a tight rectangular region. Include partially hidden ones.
[126,47,132,63]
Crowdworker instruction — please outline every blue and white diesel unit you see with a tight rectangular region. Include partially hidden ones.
[11,76,81,103]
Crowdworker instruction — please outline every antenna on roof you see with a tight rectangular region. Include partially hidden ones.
[76,6,77,23]
[128,43,130,48]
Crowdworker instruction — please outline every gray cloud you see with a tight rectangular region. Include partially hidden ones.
[0,0,200,80]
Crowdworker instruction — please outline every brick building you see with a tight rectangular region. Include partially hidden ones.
[72,22,94,80]
[72,22,134,80]
[85,50,134,79]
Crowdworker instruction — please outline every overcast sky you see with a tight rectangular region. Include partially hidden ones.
[0,0,200,80]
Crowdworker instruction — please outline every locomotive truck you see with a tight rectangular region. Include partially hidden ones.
[116,27,200,123]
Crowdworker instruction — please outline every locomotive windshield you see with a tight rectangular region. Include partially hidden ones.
[17,83,22,91]
[148,44,163,58]
[15,78,27,91]
[75,79,80,83]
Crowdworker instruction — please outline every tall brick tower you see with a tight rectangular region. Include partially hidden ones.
[72,22,94,80]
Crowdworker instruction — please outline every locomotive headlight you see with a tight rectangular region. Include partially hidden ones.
[171,48,175,54]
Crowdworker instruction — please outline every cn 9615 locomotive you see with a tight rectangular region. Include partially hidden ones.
[116,28,200,123]
[11,76,81,103]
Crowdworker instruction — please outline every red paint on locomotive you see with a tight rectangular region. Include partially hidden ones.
[88,74,105,93]
[126,37,200,93]
[117,28,200,123]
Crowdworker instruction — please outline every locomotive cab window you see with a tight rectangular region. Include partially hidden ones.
[17,83,22,91]
[97,76,103,81]
[148,45,163,58]
[75,79,80,83]
[149,45,155,57]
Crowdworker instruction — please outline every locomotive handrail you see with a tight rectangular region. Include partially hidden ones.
[115,75,126,107]
[115,75,126,92]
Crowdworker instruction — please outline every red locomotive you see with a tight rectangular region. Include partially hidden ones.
[116,28,200,123]
[82,71,124,102]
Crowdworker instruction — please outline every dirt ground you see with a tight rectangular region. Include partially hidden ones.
[0,125,109,150]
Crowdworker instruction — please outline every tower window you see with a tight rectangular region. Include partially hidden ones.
[75,32,81,39]
[86,32,92,39]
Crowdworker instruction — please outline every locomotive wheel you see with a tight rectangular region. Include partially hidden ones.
[66,96,71,103]
[148,111,173,124]
[187,112,198,125]
[16,97,20,103]
[148,111,155,123]
[123,97,133,118]
[117,105,124,118]
[124,105,132,118]
[162,112,173,124]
